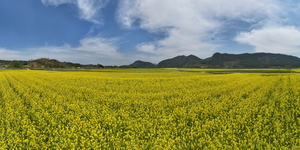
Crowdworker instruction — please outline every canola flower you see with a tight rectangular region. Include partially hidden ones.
[0,69,299,149]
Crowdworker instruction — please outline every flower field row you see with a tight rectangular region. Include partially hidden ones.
[0,69,299,149]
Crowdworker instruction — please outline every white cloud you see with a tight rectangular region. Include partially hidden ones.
[136,43,155,54]
[136,28,216,62]
[0,48,25,60]
[0,37,124,65]
[117,0,284,59]
[41,0,75,5]
[235,26,300,54]
[41,0,109,23]
[76,37,119,56]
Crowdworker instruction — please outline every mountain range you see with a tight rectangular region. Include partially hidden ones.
[2,52,300,69]
[127,52,300,68]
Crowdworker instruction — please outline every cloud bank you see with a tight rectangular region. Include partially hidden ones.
[0,37,124,65]
[117,0,284,61]
[35,0,300,65]
[235,26,300,54]
[41,0,109,23]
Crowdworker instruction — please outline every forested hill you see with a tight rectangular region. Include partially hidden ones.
[127,60,156,68]
[1,58,82,69]
[157,55,202,68]
[201,53,300,68]
[1,52,300,69]
[129,53,300,68]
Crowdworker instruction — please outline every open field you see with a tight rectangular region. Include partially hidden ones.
[177,68,300,73]
[0,69,300,149]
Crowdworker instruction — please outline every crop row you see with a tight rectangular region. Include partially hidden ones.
[0,70,299,149]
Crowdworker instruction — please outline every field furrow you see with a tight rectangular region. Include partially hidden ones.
[0,69,299,149]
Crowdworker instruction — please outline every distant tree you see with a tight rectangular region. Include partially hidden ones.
[97,64,104,68]
[10,60,21,68]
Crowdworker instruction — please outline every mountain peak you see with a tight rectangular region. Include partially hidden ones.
[203,52,300,68]
[128,60,156,68]
[126,52,300,68]
[157,55,202,68]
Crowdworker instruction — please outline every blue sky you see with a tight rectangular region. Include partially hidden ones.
[1,0,300,65]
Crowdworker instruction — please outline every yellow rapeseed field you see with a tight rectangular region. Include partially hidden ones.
[0,69,299,149]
